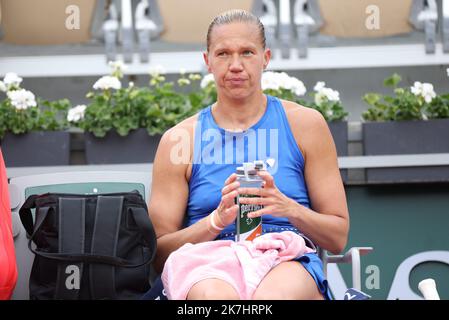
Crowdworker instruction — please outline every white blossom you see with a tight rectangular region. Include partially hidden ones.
[200,73,216,89]
[189,74,202,81]
[314,92,326,106]
[109,60,127,71]
[3,72,23,88]
[93,76,122,90]
[421,83,436,103]
[411,81,436,103]
[313,81,340,105]
[314,81,326,92]
[290,77,307,96]
[261,71,306,96]
[410,81,422,95]
[178,78,191,86]
[67,105,87,122]
[322,87,340,101]
[128,81,135,88]
[261,71,280,91]
[447,68,449,78]
[7,89,37,110]
[148,65,166,77]
[108,60,127,78]
[179,68,187,75]
[0,81,6,92]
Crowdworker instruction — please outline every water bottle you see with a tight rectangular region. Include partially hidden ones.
[235,160,265,242]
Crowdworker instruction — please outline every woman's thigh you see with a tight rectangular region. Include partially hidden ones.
[187,278,240,300]
[252,261,324,300]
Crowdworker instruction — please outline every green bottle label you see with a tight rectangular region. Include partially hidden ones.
[237,194,262,234]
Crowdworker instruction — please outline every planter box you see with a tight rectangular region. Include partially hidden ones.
[363,119,449,183]
[85,129,162,164]
[328,121,348,182]
[0,131,71,167]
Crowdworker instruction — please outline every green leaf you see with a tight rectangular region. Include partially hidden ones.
[383,73,402,88]
[363,93,381,106]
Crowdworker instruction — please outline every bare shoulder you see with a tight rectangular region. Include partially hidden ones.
[280,99,327,132]
[157,113,199,158]
[163,113,199,141]
[153,112,199,181]
[279,99,331,159]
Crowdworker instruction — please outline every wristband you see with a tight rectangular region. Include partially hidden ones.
[209,210,225,231]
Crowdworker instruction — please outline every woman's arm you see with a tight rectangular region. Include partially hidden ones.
[149,124,211,273]
[149,121,240,273]
[285,102,349,254]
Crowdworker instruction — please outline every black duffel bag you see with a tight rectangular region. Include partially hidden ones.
[19,190,157,300]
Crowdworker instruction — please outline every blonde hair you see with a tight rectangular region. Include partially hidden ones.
[206,9,266,51]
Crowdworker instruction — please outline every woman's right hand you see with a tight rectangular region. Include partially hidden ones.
[214,173,240,228]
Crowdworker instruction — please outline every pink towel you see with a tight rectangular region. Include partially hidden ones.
[161,231,314,300]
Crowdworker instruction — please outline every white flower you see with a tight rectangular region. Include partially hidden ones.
[276,72,291,90]
[289,77,307,96]
[322,87,340,102]
[93,76,121,90]
[313,82,340,105]
[128,81,135,88]
[179,68,187,75]
[261,71,280,91]
[313,81,340,105]
[261,71,306,96]
[411,81,423,96]
[411,81,436,103]
[0,81,6,92]
[314,91,326,106]
[314,81,326,92]
[178,78,191,86]
[108,60,127,78]
[7,89,37,110]
[200,73,215,88]
[447,68,449,77]
[189,74,202,81]
[67,105,87,122]
[108,60,127,71]
[3,72,23,88]
[148,65,166,77]
[261,72,278,90]
[421,83,436,103]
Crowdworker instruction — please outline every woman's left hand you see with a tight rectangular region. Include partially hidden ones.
[237,170,300,219]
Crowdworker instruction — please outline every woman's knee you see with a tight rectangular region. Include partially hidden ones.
[187,279,240,300]
[252,261,325,300]
[252,289,288,300]
[252,287,324,300]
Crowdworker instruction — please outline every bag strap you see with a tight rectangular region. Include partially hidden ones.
[54,198,86,300]
[19,194,40,236]
[128,206,157,265]
[89,196,123,300]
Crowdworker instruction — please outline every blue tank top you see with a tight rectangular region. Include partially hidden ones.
[186,95,310,237]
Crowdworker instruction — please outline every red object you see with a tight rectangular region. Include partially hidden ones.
[0,149,17,299]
